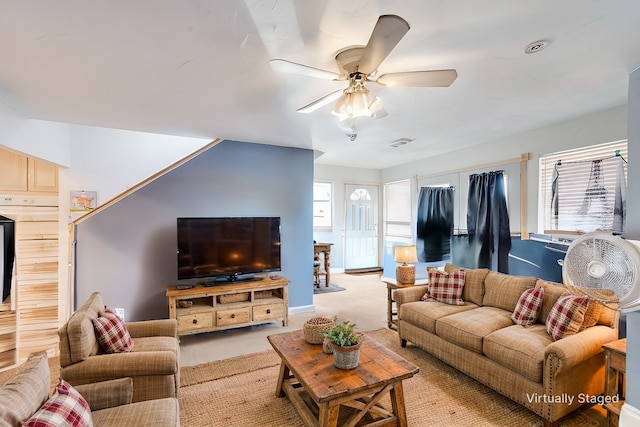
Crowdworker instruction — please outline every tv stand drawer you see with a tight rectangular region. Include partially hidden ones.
[253,303,283,322]
[216,307,251,327]
[178,312,213,333]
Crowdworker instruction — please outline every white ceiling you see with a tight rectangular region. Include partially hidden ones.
[1,1,640,169]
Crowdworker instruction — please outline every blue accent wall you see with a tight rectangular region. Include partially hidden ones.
[508,238,563,282]
[74,141,314,320]
[451,236,563,281]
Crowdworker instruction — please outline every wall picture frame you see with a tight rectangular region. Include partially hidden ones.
[70,191,97,212]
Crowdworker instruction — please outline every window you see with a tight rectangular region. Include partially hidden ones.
[383,180,412,245]
[313,181,332,229]
[539,140,628,233]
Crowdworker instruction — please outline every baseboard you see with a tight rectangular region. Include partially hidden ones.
[345,268,383,274]
[288,304,315,315]
[620,403,640,426]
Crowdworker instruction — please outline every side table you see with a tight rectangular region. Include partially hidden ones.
[603,338,626,427]
[382,278,427,330]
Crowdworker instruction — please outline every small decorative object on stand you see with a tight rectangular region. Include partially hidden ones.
[303,317,335,345]
[394,245,418,284]
[324,316,365,369]
[322,337,334,354]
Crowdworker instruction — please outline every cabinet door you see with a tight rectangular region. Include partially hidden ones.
[0,150,28,192]
[28,159,58,193]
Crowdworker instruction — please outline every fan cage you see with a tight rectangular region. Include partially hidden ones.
[562,233,640,311]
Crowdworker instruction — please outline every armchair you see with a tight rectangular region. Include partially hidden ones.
[76,378,179,426]
[0,352,178,427]
[58,292,180,402]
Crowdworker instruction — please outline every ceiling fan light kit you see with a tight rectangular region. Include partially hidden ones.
[331,75,375,120]
[271,14,458,135]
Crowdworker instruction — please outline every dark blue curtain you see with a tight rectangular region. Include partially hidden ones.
[467,171,511,273]
[416,187,454,262]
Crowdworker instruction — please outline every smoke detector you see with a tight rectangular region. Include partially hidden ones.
[390,138,414,148]
[524,40,548,54]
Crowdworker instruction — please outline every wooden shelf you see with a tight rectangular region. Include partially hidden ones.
[167,276,289,336]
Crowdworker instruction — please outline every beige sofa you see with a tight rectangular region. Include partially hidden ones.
[58,292,180,403]
[396,264,619,427]
[0,352,179,426]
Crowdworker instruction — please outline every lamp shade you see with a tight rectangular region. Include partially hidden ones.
[394,245,418,264]
[332,91,374,120]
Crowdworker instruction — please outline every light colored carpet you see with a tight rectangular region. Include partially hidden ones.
[179,327,602,427]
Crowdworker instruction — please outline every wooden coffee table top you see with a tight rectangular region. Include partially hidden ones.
[267,329,419,403]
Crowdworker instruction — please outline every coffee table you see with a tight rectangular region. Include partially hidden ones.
[267,329,419,427]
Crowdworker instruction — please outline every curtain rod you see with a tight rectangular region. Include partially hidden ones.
[556,151,626,165]
[415,154,526,180]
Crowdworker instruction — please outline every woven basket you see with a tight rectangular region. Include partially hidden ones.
[303,317,335,344]
[218,292,249,304]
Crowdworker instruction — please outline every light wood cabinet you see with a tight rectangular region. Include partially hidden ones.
[27,158,58,192]
[166,276,289,336]
[0,149,58,193]
[0,150,28,192]
[0,147,60,369]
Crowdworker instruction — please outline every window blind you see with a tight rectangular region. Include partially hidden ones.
[539,140,628,233]
[384,180,412,243]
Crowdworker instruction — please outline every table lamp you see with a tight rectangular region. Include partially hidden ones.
[394,245,418,284]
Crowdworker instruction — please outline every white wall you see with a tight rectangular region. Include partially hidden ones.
[64,125,212,212]
[623,66,640,413]
[57,125,212,316]
[0,101,71,167]
[0,105,213,319]
[314,106,628,272]
[381,104,628,234]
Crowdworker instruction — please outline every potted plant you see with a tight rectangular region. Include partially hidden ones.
[324,317,365,369]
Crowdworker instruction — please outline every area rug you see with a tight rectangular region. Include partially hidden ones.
[312,284,346,294]
[179,328,601,426]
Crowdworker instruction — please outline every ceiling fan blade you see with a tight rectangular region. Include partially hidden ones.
[297,89,344,114]
[357,15,410,75]
[376,69,458,87]
[270,59,339,80]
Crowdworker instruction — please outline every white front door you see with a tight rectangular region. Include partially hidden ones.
[344,184,379,270]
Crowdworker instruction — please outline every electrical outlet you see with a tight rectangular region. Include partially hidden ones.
[113,307,125,321]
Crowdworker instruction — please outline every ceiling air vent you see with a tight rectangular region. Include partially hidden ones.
[390,138,414,148]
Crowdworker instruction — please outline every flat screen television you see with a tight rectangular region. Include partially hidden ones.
[177,216,281,284]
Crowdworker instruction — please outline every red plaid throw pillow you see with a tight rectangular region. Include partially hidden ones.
[545,294,589,340]
[24,379,92,427]
[511,287,544,327]
[93,306,134,353]
[423,269,465,305]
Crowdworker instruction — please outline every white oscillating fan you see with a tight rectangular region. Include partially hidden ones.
[562,232,640,313]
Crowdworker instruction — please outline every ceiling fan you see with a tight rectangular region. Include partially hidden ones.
[270,14,458,122]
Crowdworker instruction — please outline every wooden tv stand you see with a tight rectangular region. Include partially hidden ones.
[166,276,289,336]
